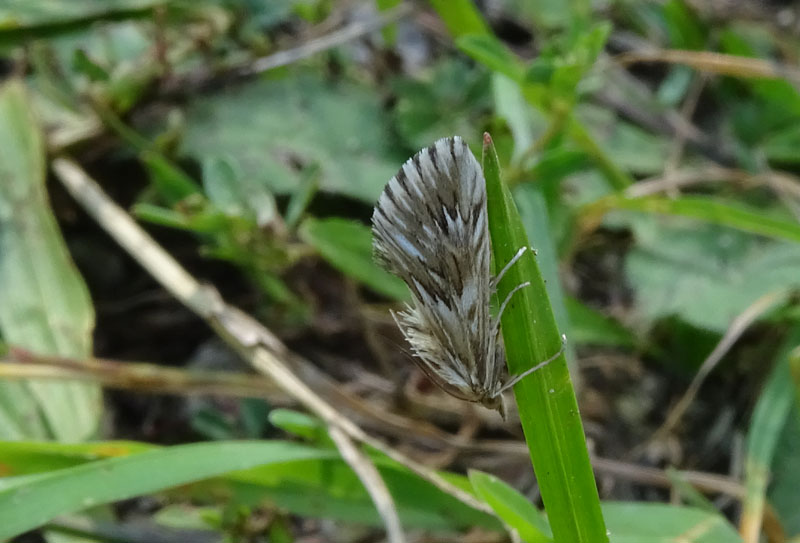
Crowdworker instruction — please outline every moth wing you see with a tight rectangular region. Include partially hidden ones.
[372,136,498,393]
[391,308,481,402]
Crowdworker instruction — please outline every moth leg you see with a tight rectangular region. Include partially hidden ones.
[495,281,531,325]
[497,334,568,394]
[490,280,531,352]
[491,246,527,291]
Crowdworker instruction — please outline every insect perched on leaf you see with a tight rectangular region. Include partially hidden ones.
[371,136,566,418]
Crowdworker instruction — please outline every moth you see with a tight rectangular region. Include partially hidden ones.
[371,136,565,418]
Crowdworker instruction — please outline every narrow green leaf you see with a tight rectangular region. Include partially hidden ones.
[0,439,501,534]
[513,184,574,348]
[565,297,636,348]
[132,203,230,234]
[492,73,537,162]
[791,347,800,410]
[140,151,201,204]
[0,441,332,540]
[468,470,552,543]
[588,195,800,244]
[299,217,409,301]
[0,441,153,475]
[428,0,490,37]
[375,0,403,43]
[740,328,800,541]
[0,79,100,441]
[285,164,321,230]
[483,133,607,543]
[457,35,526,81]
[664,467,717,513]
[268,408,326,442]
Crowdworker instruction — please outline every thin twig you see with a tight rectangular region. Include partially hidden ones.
[2,347,746,500]
[662,72,708,197]
[651,289,788,441]
[52,157,492,530]
[160,4,413,96]
[1,349,288,401]
[625,165,800,204]
[329,426,405,543]
[245,5,412,76]
[615,49,800,89]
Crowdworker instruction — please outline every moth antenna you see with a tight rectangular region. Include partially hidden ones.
[496,334,567,394]
[491,246,527,290]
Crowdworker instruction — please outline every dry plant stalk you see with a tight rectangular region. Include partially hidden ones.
[53,157,498,543]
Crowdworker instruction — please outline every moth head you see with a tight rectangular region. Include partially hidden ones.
[481,394,507,420]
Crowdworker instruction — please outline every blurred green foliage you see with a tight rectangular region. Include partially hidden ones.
[0,0,799,541]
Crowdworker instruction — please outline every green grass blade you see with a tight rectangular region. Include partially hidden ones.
[585,195,800,244]
[0,438,502,535]
[739,327,800,542]
[0,441,332,540]
[469,470,552,543]
[482,133,607,543]
[427,0,490,37]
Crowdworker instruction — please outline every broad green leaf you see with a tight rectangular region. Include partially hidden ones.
[579,106,671,176]
[0,0,165,35]
[603,502,742,543]
[202,155,277,226]
[0,79,100,441]
[468,470,551,543]
[181,72,402,203]
[618,214,800,331]
[299,217,409,300]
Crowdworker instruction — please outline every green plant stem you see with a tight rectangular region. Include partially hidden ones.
[567,117,633,190]
[483,133,607,543]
